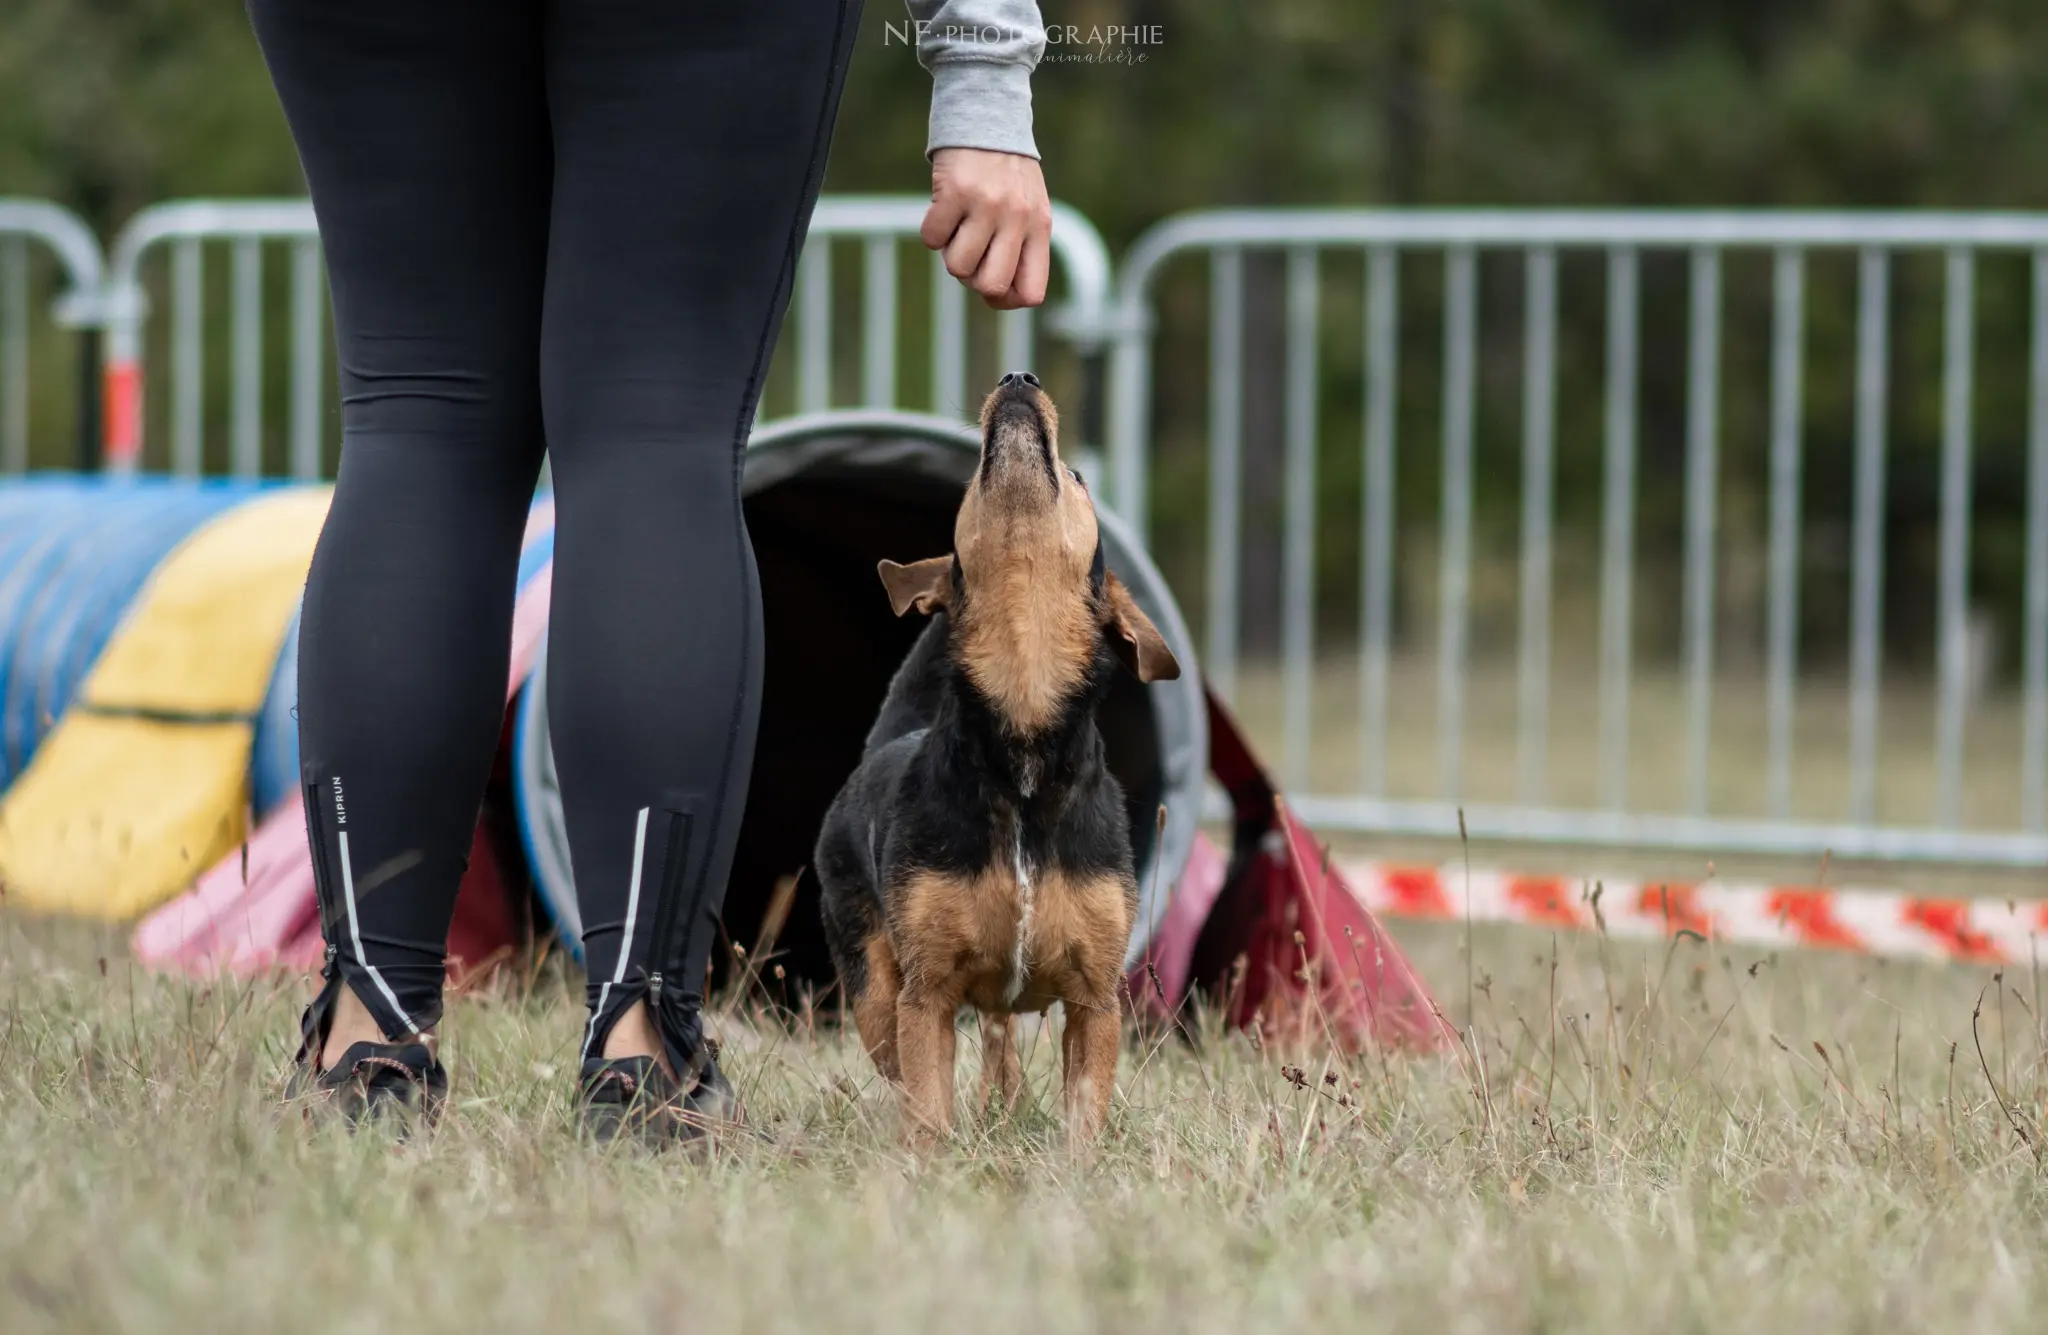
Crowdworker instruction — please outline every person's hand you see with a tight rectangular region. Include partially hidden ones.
[921,147,1052,310]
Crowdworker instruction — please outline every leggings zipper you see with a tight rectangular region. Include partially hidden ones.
[303,780,340,976]
[644,809,696,1009]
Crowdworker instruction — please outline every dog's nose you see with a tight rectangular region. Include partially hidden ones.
[998,371,1039,388]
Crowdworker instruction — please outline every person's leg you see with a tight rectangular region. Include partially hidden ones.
[539,0,862,1081]
[246,0,551,1068]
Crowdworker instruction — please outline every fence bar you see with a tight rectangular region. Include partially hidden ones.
[1205,248,1244,700]
[1108,314,1151,535]
[1682,247,1722,816]
[1517,247,1556,805]
[931,255,967,419]
[1281,246,1320,789]
[2023,250,2048,832]
[171,238,203,478]
[1,238,25,474]
[1285,793,2048,867]
[1598,247,1639,812]
[289,238,322,481]
[1849,248,1891,825]
[1117,211,2048,274]
[1360,246,1399,797]
[1766,248,1806,818]
[1936,248,1975,828]
[862,238,898,409]
[798,244,832,413]
[1437,247,1477,801]
[999,307,1034,380]
[231,238,262,479]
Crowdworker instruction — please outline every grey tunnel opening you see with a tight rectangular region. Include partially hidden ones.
[515,413,1206,996]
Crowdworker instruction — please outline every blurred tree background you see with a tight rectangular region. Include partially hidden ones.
[14,1,2048,240]
[4,0,2046,676]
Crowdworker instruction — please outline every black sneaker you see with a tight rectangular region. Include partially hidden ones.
[285,1039,447,1131]
[579,1040,740,1148]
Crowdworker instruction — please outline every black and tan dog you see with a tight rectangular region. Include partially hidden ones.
[814,372,1180,1144]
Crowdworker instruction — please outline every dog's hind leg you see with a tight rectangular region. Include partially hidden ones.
[978,1012,1023,1116]
[1059,994,1120,1147]
[850,932,904,1082]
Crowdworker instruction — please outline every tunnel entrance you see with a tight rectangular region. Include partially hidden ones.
[514,413,1206,992]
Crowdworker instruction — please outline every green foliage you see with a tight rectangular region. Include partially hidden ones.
[4,0,2045,667]
[13,2,2048,238]
[0,0,300,229]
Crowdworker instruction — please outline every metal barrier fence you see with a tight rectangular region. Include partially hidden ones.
[99,200,323,477]
[10,197,2048,869]
[0,198,103,473]
[93,196,1114,479]
[1107,210,2048,866]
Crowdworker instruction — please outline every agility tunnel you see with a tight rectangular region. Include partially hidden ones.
[3,417,1441,1050]
[512,411,1209,988]
[0,478,324,918]
[504,410,1437,1042]
[0,477,268,791]
[128,501,556,975]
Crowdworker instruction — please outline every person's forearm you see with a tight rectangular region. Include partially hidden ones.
[904,0,1046,159]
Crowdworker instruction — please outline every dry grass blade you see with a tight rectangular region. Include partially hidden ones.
[1973,980,2044,1166]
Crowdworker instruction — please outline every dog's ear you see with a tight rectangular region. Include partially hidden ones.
[878,556,955,617]
[1103,571,1180,683]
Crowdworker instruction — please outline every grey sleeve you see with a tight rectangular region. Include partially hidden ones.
[901,0,1046,160]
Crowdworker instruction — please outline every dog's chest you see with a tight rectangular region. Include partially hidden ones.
[893,825,1131,1012]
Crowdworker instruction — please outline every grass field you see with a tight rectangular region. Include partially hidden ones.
[8,903,2048,1333]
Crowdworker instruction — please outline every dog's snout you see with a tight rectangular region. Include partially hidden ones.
[977,373,1060,494]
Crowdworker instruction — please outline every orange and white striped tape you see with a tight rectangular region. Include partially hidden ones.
[1337,859,2048,965]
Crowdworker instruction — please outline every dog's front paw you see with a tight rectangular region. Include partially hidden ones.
[899,1103,952,1155]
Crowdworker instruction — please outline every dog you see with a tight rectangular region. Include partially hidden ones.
[814,372,1180,1145]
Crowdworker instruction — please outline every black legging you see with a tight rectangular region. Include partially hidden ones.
[248,0,861,1072]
